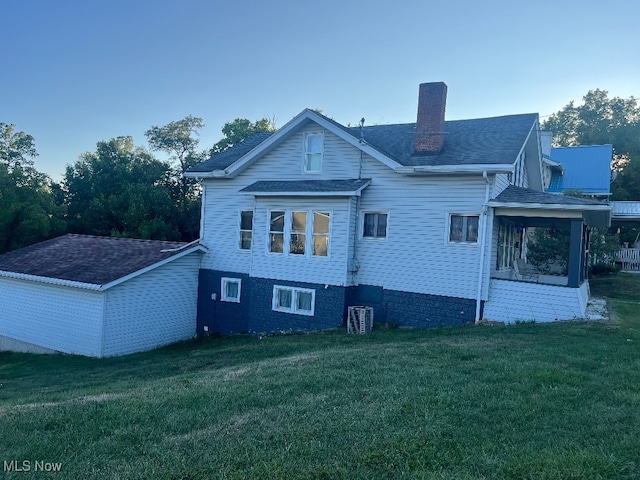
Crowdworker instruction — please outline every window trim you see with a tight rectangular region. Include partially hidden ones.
[238,209,254,251]
[303,132,324,174]
[272,285,316,316]
[361,211,389,240]
[447,213,480,245]
[221,277,242,303]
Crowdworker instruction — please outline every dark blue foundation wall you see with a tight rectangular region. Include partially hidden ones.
[197,270,250,335]
[346,285,477,327]
[248,277,346,335]
[197,269,480,336]
[382,289,478,327]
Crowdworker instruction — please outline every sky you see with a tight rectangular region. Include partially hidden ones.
[3,0,639,181]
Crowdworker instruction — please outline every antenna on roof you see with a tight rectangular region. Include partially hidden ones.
[359,117,365,142]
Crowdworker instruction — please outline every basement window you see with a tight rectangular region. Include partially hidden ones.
[272,285,315,316]
[221,277,242,303]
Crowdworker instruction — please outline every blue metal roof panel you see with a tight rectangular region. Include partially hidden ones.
[547,145,612,194]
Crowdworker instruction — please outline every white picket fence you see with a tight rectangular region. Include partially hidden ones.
[618,248,640,271]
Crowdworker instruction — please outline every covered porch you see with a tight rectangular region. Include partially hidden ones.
[482,186,611,323]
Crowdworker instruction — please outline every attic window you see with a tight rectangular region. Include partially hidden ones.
[303,133,323,173]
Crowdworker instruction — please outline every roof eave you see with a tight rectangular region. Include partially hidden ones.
[488,201,611,211]
[184,169,227,179]
[396,164,515,175]
[0,270,102,291]
[241,190,365,197]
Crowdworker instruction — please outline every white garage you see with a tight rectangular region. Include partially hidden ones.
[0,234,204,357]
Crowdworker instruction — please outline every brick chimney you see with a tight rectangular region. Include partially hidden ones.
[415,82,447,154]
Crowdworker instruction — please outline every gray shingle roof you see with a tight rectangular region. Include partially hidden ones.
[239,178,371,194]
[188,112,538,173]
[491,186,605,206]
[0,234,196,285]
[189,132,274,172]
[350,114,538,167]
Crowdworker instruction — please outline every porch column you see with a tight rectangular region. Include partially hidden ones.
[568,218,584,288]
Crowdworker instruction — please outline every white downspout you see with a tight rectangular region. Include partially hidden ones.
[475,171,490,323]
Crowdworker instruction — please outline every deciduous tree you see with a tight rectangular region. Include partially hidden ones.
[145,116,206,241]
[210,117,276,155]
[0,123,66,253]
[62,136,180,240]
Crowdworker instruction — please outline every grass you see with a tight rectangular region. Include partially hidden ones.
[1,275,640,479]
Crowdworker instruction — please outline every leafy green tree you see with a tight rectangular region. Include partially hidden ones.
[527,227,571,275]
[145,115,205,173]
[145,116,206,241]
[0,122,38,173]
[542,90,640,200]
[62,136,180,240]
[210,117,276,155]
[0,123,66,253]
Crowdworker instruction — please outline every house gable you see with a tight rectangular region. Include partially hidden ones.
[186,109,402,179]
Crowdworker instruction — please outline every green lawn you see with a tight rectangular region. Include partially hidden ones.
[1,275,640,479]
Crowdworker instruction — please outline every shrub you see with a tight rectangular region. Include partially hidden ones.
[589,262,621,276]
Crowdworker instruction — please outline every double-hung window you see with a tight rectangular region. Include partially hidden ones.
[239,210,253,250]
[290,211,307,255]
[303,133,323,173]
[272,285,315,316]
[269,211,285,253]
[312,211,330,256]
[221,277,242,303]
[363,212,388,239]
[449,214,479,243]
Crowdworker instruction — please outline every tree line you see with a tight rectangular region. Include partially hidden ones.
[0,117,275,254]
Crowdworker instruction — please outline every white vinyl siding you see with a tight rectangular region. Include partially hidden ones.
[483,279,588,323]
[356,157,490,300]
[101,254,198,357]
[272,285,315,316]
[494,173,511,196]
[0,277,104,356]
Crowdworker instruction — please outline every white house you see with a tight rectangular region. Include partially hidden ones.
[0,234,204,356]
[186,82,611,332]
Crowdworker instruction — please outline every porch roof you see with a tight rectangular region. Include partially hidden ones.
[489,186,611,227]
